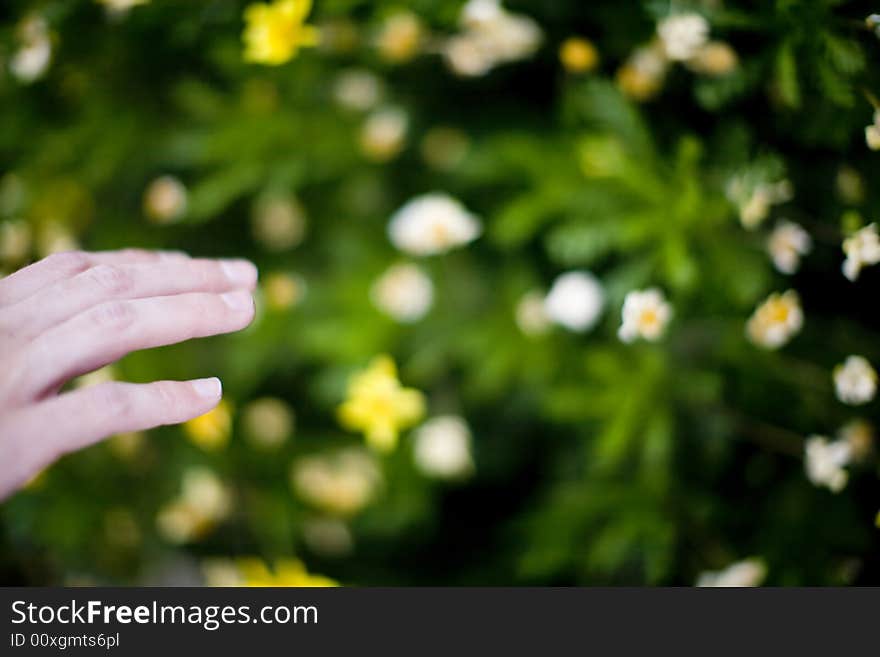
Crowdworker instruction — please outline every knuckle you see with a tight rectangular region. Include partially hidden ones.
[119,248,153,260]
[185,260,212,288]
[46,251,90,275]
[91,383,133,420]
[89,300,136,330]
[192,294,213,318]
[203,262,221,287]
[85,264,132,295]
[151,381,182,416]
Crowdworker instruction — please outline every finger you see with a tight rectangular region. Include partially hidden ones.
[0,249,190,307]
[0,378,222,501]
[9,258,257,339]
[22,291,254,398]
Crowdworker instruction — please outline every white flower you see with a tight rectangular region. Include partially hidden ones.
[155,503,201,544]
[242,397,295,449]
[360,106,408,162]
[746,290,802,349]
[9,16,52,83]
[156,467,231,544]
[768,221,812,274]
[726,176,793,230]
[618,288,672,343]
[443,0,542,77]
[461,0,504,27]
[375,11,424,63]
[444,34,496,77]
[201,559,244,587]
[291,448,381,517]
[805,436,851,493]
[544,272,605,333]
[515,290,551,336]
[630,43,669,78]
[181,467,231,520]
[616,43,670,101]
[842,223,880,281]
[332,69,383,112]
[696,559,766,587]
[388,193,481,256]
[371,263,434,323]
[413,415,475,480]
[143,175,187,224]
[866,111,880,150]
[302,517,353,558]
[10,39,51,82]
[739,189,771,229]
[866,125,880,150]
[833,356,877,406]
[251,196,306,251]
[657,13,709,62]
[97,0,149,15]
[476,12,542,63]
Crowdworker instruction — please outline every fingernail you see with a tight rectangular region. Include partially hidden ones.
[192,377,222,399]
[221,290,252,311]
[221,259,257,286]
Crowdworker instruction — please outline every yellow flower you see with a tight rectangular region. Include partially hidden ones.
[686,41,738,76]
[243,0,318,66]
[616,42,668,101]
[184,400,232,451]
[236,558,338,587]
[360,106,408,163]
[337,355,425,452]
[261,271,306,311]
[838,419,873,462]
[559,37,599,74]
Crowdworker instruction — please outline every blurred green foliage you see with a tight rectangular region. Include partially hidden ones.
[1,0,879,586]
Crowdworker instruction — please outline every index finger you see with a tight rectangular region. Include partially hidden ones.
[0,249,189,307]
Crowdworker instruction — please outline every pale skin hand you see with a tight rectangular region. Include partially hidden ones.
[0,249,257,501]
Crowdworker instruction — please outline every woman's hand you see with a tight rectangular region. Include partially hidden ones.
[0,249,257,500]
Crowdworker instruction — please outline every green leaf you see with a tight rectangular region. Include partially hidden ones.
[775,42,801,109]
